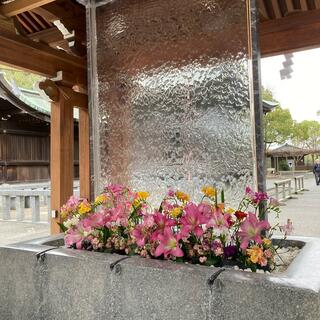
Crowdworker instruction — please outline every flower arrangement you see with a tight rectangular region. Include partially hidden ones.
[61,184,290,272]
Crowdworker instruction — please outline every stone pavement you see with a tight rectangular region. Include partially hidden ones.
[269,173,320,237]
[0,221,49,246]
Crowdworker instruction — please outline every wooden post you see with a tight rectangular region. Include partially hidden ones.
[79,107,90,199]
[50,91,74,234]
[40,79,88,234]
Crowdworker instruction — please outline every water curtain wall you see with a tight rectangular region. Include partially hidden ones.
[89,0,259,205]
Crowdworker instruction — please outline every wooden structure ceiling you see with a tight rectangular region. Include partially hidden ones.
[0,0,89,234]
[259,0,320,56]
[0,0,86,85]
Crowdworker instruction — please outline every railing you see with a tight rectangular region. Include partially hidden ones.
[0,189,50,223]
[0,182,80,223]
[274,179,292,202]
[294,175,305,194]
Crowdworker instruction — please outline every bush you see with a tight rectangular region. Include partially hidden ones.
[279,161,290,171]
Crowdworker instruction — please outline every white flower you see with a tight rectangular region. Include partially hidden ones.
[63,216,80,229]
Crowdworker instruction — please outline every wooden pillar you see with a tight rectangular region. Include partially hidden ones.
[79,107,90,199]
[40,79,89,234]
[50,92,74,234]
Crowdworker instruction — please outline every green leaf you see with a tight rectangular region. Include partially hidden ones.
[58,222,67,233]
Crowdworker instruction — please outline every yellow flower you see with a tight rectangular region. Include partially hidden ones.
[170,207,183,218]
[246,246,264,264]
[60,210,68,220]
[201,186,216,198]
[78,201,91,215]
[137,191,149,201]
[262,238,272,247]
[226,207,235,214]
[175,191,190,202]
[94,194,107,205]
[133,199,141,208]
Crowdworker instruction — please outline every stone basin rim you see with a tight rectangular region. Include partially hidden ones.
[2,235,320,293]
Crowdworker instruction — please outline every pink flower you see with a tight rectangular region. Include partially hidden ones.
[280,219,294,235]
[206,208,230,234]
[66,195,80,207]
[167,189,175,197]
[151,212,175,241]
[108,204,129,227]
[106,184,126,196]
[132,214,155,247]
[154,229,183,258]
[83,212,107,228]
[245,186,268,205]
[65,222,91,249]
[259,256,268,267]
[211,239,224,256]
[199,256,207,264]
[132,225,148,247]
[180,203,209,237]
[237,213,270,250]
[264,249,273,259]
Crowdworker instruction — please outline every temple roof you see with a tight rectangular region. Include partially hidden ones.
[266,143,319,157]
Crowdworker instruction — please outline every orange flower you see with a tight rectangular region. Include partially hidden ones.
[175,191,190,202]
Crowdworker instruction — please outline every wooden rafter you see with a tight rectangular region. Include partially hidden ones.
[301,0,309,10]
[259,0,269,20]
[261,8,320,56]
[0,29,86,85]
[0,0,56,18]
[28,27,64,45]
[271,0,283,18]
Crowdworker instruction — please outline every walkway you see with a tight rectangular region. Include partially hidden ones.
[268,174,320,237]
[0,221,49,246]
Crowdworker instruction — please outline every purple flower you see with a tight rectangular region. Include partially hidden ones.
[245,186,269,205]
[224,245,237,258]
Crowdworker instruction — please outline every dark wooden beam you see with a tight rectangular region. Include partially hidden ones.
[27,27,64,45]
[260,9,320,56]
[0,0,56,17]
[0,29,86,85]
[0,14,15,32]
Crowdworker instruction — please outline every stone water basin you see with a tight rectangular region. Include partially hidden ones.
[0,235,319,320]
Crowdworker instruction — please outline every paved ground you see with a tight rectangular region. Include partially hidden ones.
[268,173,320,237]
[0,174,319,246]
[0,221,49,246]
[0,205,50,246]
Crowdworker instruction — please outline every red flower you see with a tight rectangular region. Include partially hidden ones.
[235,211,247,220]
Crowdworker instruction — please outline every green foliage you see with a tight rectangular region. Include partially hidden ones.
[262,87,278,102]
[262,87,320,151]
[293,120,320,150]
[264,106,294,149]
[58,222,68,233]
[279,161,290,171]
[262,87,296,150]
[0,65,42,90]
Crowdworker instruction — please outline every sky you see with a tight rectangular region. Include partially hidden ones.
[261,48,320,123]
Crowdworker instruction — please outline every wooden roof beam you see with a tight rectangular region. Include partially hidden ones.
[260,9,320,56]
[0,0,56,18]
[0,29,86,86]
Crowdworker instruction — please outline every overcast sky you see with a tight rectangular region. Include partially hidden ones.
[261,48,320,123]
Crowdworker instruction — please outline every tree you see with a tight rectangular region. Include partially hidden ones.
[293,120,320,150]
[262,87,277,102]
[262,87,294,150]
[0,65,42,90]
